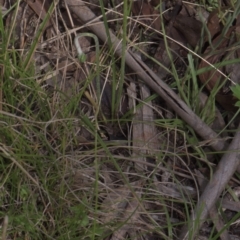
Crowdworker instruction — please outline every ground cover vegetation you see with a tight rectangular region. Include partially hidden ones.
[1,0,240,239]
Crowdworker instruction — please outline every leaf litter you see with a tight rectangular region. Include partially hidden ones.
[1,0,240,239]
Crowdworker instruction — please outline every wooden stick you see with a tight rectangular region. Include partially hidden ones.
[65,2,240,238]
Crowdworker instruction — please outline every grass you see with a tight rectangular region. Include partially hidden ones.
[1,0,240,239]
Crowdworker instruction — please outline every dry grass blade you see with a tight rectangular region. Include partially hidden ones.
[3,0,240,238]
[0,143,39,186]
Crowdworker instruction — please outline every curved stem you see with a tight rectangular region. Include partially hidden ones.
[74,33,100,102]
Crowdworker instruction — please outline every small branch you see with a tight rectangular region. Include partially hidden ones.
[195,170,231,240]
[179,125,240,239]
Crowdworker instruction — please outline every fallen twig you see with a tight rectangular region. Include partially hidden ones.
[180,125,240,239]
[195,170,231,240]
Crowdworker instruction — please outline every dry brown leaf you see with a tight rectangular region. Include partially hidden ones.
[198,92,226,134]
[25,0,49,22]
[25,0,56,39]
[206,9,222,41]
[150,0,160,7]
[131,0,161,32]
[173,15,202,47]
[153,7,202,78]
[154,26,185,78]
[198,26,237,111]
[198,8,240,112]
